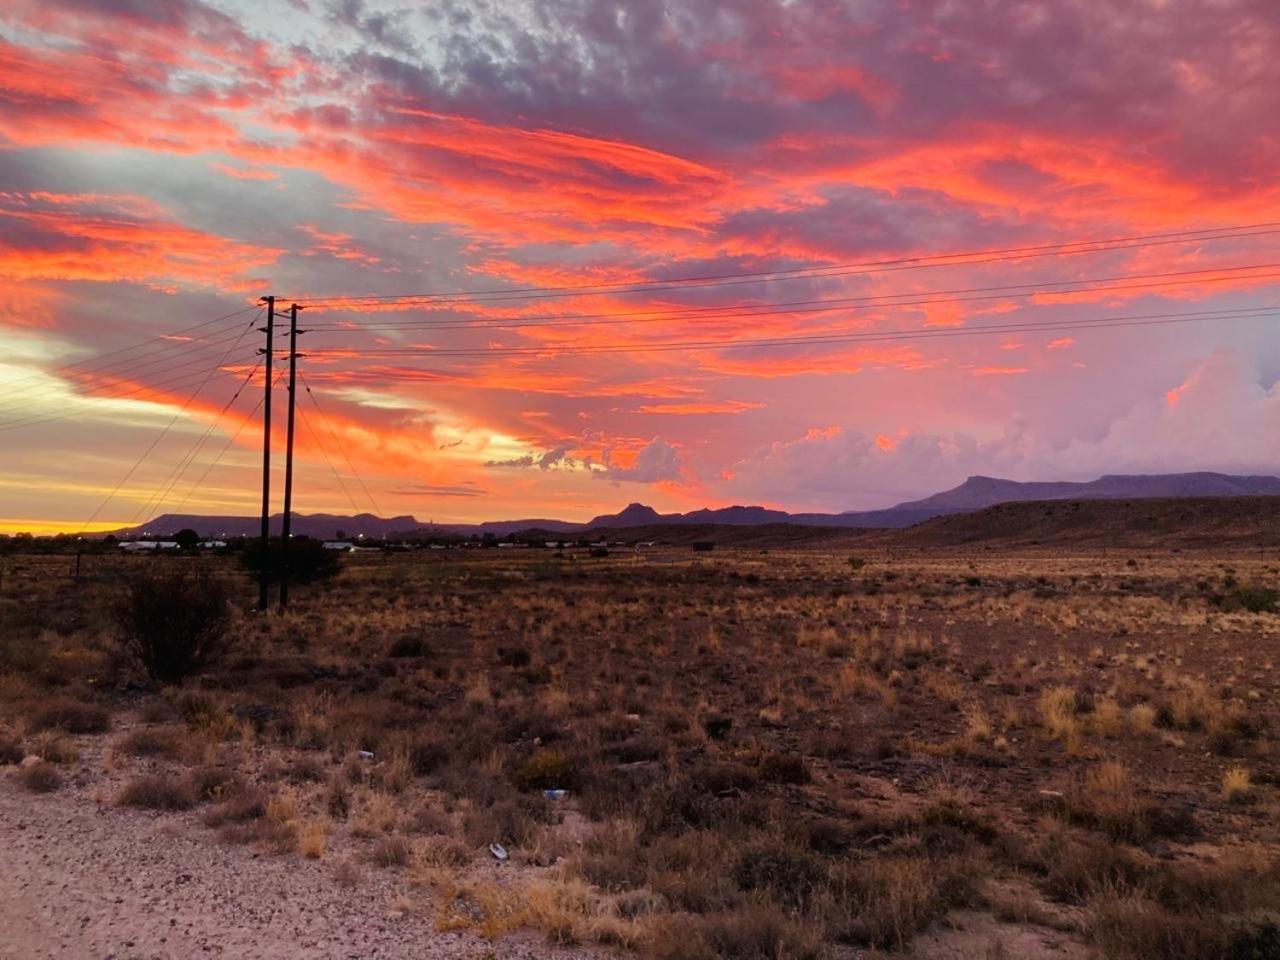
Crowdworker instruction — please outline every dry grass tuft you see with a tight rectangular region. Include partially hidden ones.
[16,760,63,793]
[1038,686,1079,740]
[1075,762,1146,841]
[115,727,188,760]
[298,820,328,859]
[31,698,110,735]
[370,834,412,868]
[1222,766,1251,803]
[118,774,196,810]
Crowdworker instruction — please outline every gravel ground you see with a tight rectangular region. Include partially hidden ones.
[0,774,602,960]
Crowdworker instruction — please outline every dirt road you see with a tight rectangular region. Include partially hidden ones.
[0,775,587,960]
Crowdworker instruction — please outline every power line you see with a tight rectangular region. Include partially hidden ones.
[302,263,1280,335]
[0,304,258,396]
[0,323,269,414]
[283,222,1280,306]
[132,358,266,526]
[294,401,363,517]
[0,347,262,434]
[299,373,383,519]
[166,370,284,520]
[76,312,263,535]
[298,304,1276,361]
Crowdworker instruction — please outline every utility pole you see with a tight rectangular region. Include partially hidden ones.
[280,303,303,608]
[258,296,275,612]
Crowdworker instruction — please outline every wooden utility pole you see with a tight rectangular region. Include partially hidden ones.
[258,296,275,612]
[280,303,302,608]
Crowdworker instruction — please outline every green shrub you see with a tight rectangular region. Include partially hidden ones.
[1231,586,1279,614]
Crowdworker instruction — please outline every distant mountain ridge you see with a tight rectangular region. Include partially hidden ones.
[883,472,1280,514]
[118,472,1280,539]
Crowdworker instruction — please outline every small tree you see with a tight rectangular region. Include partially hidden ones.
[240,537,341,586]
[114,566,231,683]
[174,528,200,550]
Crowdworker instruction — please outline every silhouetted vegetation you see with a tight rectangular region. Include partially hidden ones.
[240,537,341,586]
[113,566,231,683]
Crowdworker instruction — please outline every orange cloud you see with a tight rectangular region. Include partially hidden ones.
[636,400,764,415]
[699,345,931,378]
[971,366,1030,377]
[0,192,282,291]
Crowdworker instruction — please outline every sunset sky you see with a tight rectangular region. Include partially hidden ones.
[2,0,1279,532]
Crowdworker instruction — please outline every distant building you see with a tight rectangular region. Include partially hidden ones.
[118,541,178,552]
[323,541,355,552]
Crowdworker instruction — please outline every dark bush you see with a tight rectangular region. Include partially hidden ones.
[202,787,267,825]
[759,752,810,785]
[240,537,341,586]
[696,761,757,796]
[1223,917,1280,960]
[514,750,577,791]
[286,756,327,783]
[406,733,449,776]
[114,566,231,683]
[0,736,23,765]
[187,766,244,803]
[650,906,823,960]
[732,844,824,911]
[387,634,426,658]
[370,835,411,868]
[17,761,63,793]
[115,728,185,759]
[606,736,664,764]
[31,698,110,734]
[496,644,532,668]
[805,818,854,855]
[118,774,196,810]
[702,715,732,740]
[1231,586,1279,615]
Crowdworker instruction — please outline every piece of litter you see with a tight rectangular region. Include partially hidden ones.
[489,843,509,861]
[543,789,569,800]
[357,750,374,760]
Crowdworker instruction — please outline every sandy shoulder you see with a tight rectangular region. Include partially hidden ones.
[0,774,595,960]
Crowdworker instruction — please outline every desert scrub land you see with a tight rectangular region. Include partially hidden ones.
[2,547,1279,959]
